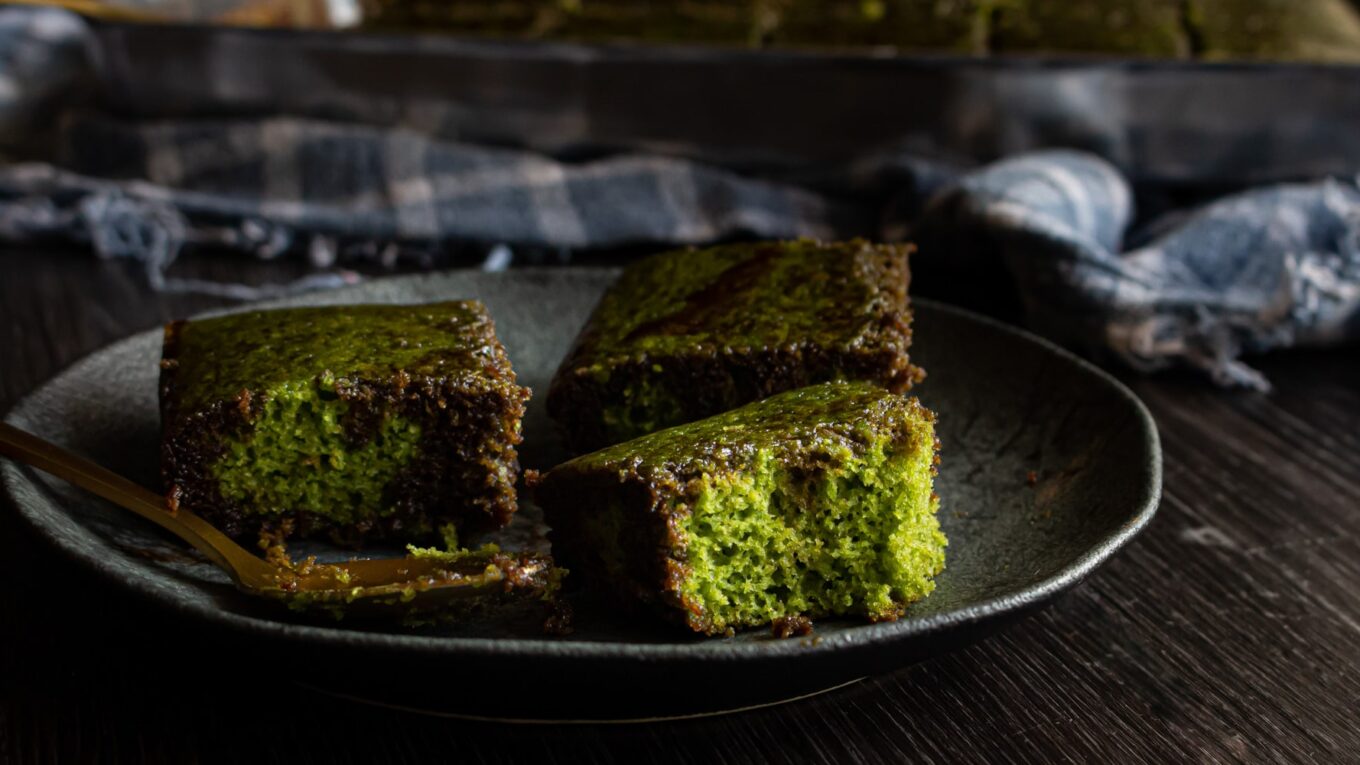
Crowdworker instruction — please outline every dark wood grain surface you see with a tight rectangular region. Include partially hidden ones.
[2,248,1358,764]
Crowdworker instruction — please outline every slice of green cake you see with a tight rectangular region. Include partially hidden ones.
[546,239,922,455]
[159,301,529,546]
[1191,0,1360,62]
[533,381,944,636]
[992,1,1190,57]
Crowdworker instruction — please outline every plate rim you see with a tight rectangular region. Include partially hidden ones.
[1,269,1162,662]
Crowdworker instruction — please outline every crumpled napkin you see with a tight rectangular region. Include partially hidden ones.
[0,5,1356,390]
[915,151,1360,391]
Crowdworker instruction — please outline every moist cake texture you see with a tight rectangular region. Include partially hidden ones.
[159,301,528,545]
[546,239,922,454]
[534,381,945,635]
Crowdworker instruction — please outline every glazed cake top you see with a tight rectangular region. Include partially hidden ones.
[561,239,914,367]
[163,301,517,414]
[549,381,935,484]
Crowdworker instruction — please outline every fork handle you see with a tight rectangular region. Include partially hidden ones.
[0,421,246,579]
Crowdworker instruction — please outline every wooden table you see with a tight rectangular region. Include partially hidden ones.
[3,248,1358,763]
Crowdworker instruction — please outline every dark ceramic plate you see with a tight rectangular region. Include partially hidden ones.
[1,268,1160,720]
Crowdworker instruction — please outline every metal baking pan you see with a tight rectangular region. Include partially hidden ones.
[89,20,1360,186]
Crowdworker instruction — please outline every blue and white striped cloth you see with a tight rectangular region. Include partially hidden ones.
[917,152,1360,389]
[0,6,1356,390]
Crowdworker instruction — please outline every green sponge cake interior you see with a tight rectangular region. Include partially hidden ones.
[536,381,944,635]
[160,301,528,545]
[209,373,426,529]
[678,428,941,630]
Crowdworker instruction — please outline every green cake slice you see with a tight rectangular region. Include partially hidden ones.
[533,381,945,636]
[547,239,922,455]
[159,301,529,546]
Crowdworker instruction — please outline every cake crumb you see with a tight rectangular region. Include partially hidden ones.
[165,484,182,517]
[543,601,574,636]
[235,387,253,417]
[258,520,296,568]
[771,615,815,639]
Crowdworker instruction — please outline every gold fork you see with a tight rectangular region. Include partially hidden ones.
[0,422,551,618]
